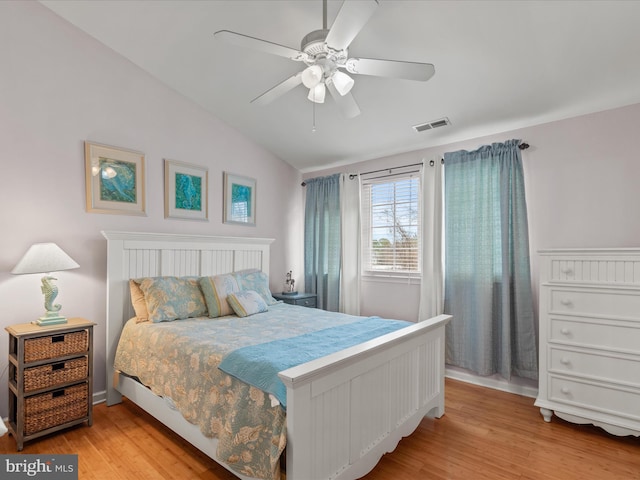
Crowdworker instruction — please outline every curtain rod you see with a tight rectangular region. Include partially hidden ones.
[301,142,531,185]
[301,161,423,186]
[348,161,423,180]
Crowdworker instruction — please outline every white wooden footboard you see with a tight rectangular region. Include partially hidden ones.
[279,314,451,480]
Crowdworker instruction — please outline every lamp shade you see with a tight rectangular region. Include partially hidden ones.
[301,65,323,89]
[332,71,354,96]
[307,82,326,103]
[11,243,79,275]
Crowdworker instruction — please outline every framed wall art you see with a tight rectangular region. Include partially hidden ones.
[85,142,146,215]
[223,172,256,226]
[164,159,208,221]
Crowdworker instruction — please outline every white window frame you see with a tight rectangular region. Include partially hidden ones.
[361,169,422,279]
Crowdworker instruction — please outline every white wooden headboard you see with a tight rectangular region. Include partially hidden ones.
[101,230,274,405]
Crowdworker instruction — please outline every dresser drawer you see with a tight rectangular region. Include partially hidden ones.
[549,288,640,320]
[547,256,640,285]
[293,297,316,308]
[549,376,640,421]
[550,317,640,354]
[24,382,89,436]
[549,347,640,388]
[24,329,89,363]
[21,356,88,393]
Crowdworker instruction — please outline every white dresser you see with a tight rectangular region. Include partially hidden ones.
[536,248,640,436]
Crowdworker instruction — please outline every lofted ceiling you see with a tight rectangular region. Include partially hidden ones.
[40,0,640,172]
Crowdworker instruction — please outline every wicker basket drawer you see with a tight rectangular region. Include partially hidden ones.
[24,330,88,363]
[21,356,88,393]
[24,383,88,436]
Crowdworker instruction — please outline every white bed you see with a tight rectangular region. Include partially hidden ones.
[103,230,451,480]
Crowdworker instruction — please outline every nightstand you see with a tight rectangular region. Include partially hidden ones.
[5,317,94,450]
[272,292,317,308]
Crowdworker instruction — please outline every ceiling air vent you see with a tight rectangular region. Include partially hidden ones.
[412,117,451,133]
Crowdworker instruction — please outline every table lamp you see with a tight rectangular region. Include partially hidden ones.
[11,242,80,326]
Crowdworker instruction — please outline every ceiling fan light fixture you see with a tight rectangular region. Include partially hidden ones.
[308,82,326,103]
[217,0,433,119]
[301,65,324,88]
[331,71,354,96]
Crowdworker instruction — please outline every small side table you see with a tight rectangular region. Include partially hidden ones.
[6,317,94,450]
[272,292,317,308]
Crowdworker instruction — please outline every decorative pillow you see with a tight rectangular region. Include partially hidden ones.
[136,276,207,323]
[227,290,268,318]
[233,270,278,305]
[199,274,240,318]
[129,279,149,323]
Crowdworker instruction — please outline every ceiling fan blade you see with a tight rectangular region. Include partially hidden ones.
[326,80,361,118]
[325,0,379,51]
[214,30,308,62]
[345,57,435,81]
[251,72,303,106]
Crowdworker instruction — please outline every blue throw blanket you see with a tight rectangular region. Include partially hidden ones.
[218,317,411,408]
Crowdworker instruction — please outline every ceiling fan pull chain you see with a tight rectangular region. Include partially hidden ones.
[312,97,317,133]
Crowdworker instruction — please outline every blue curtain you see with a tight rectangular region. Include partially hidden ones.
[444,140,537,380]
[304,174,341,311]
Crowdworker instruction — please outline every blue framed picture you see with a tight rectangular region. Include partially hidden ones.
[85,142,146,216]
[223,172,256,226]
[164,159,208,221]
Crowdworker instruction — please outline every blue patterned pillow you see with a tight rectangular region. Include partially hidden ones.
[233,270,278,305]
[227,290,268,317]
[199,274,240,318]
[136,276,207,323]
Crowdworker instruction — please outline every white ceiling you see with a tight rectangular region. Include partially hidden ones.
[41,0,640,172]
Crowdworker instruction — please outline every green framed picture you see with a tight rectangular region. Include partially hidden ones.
[223,172,256,226]
[164,159,208,221]
[85,142,146,216]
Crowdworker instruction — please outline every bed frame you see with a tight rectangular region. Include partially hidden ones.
[103,230,451,480]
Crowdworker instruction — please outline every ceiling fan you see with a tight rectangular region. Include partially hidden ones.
[214,0,435,118]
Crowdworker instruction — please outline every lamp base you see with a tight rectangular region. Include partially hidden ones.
[36,313,68,326]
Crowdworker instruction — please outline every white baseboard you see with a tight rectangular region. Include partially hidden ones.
[445,367,538,399]
[93,390,107,405]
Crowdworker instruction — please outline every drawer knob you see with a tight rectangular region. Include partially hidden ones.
[560,267,573,274]
[561,387,570,395]
[560,357,571,365]
[560,298,573,307]
[560,328,570,335]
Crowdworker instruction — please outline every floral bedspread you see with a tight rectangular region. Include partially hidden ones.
[113,303,366,480]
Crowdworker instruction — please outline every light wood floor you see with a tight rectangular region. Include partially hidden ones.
[2,378,639,479]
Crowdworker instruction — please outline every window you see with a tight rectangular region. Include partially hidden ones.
[361,173,421,275]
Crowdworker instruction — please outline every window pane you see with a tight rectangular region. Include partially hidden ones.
[372,226,394,240]
[372,206,393,226]
[362,174,421,274]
